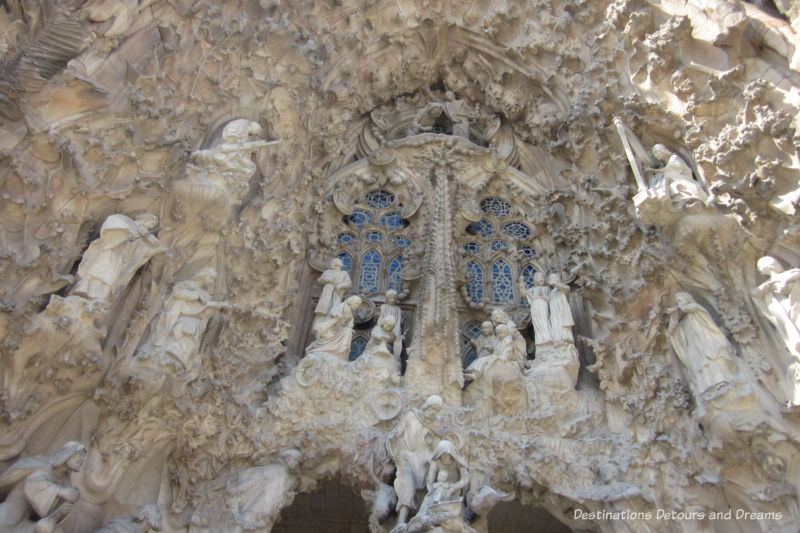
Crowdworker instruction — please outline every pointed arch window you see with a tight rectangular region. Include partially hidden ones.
[358,250,382,294]
[466,261,484,303]
[387,256,404,292]
[492,259,513,303]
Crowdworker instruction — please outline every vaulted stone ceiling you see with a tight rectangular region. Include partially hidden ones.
[2,1,800,532]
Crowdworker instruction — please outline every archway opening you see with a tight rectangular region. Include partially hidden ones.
[272,480,370,533]
[487,499,582,533]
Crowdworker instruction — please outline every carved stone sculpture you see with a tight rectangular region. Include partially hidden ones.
[139,267,227,380]
[314,257,352,317]
[225,450,301,531]
[192,119,272,189]
[306,295,362,361]
[0,442,85,533]
[409,91,474,138]
[547,272,575,345]
[363,315,400,374]
[468,321,496,360]
[649,144,707,207]
[94,504,162,533]
[378,290,404,358]
[667,292,739,400]
[386,395,443,525]
[489,309,526,365]
[753,256,800,358]
[519,273,552,346]
[72,213,165,303]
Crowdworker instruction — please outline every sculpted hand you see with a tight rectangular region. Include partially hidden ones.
[59,487,81,503]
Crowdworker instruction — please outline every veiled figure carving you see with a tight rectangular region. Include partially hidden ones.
[649,144,707,207]
[72,213,165,303]
[306,295,362,361]
[0,442,85,533]
[140,267,227,379]
[667,292,738,399]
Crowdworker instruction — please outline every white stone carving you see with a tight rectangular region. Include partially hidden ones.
[0,442,85,533]
[314,257,353,317]
[519,272,552,346]
[306,295,362,361]
[547,271,575,346]
[94,504,162,533]
[363,314,400,375]
[753,256,800,358]
[387,395,443,525]
[378,289,404,359]
[72,213,165,303]
[138,267,227,380]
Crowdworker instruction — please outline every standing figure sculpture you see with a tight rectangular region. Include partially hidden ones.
[667,293,738,398]
[547,272,575,345]
[144,267,228,379]
[314,258,352,317]
[306,295,363,361]
[519,272,552,346]
[386,395,443,525]
[469,321,496,361]
[72,213,165,303]
[752,256,800,358]
[0,441,86,533]
[378,290,404,358]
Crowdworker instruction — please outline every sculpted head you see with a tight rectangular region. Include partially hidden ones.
[385,289,398,305]
[757,256,783,277]
[134,212,159,231]
[421,395,443,417]
[380,315,396,331]
[344,295,362,309]
[495,323,510,339]
[223,119,262,143]
[193,267,217,287]
[674,292,695,311]
[533,272,545,286]
[53,441,86,471]
[330,258,344,271]
[652,144,672,162]
[490,309,508,326]
[547,272,561,285]
[480,321,493,336]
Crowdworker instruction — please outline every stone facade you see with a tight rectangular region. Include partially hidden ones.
[1,0,800,531]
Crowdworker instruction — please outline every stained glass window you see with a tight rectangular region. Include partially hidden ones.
[464,242,480,255]
[358,250,381,294]
[394,236,411,248]
[365,190,395,208]
[338,232,355,246]
[348,209,373,229]
[520,246,536,259]
[468,219,494,237]
[337,252,352,276]
[380,212,404,230]
[502,221,531,240]
[492,259,513,303]
[480,197,511,218]
[365,231,383,242]
[387,256,404,292]
[349,336,367,361]
[521,264,537,289]
[466,261,484,303]
[491,240,509,253]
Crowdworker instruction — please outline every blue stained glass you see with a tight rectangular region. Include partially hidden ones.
[465,321,483,339]
[365,190,395,208]
[394,236,411,248]
[520,246,536,259]
[468,219,494,237]
[337,252,352,276]
[502,221,531,239]
[349,336,367,361]
[522,264,537,289]
[480,197,511,218]
[365,231,383,242]
[464,242,480,255]
[380,212,404,230]
[491,240,509,253]
[338,232,355,246]
[492,259,513,303]
[466,261,484,303]
[348,209,373,229]
[387,256,404,291]
[358,250,381,294]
